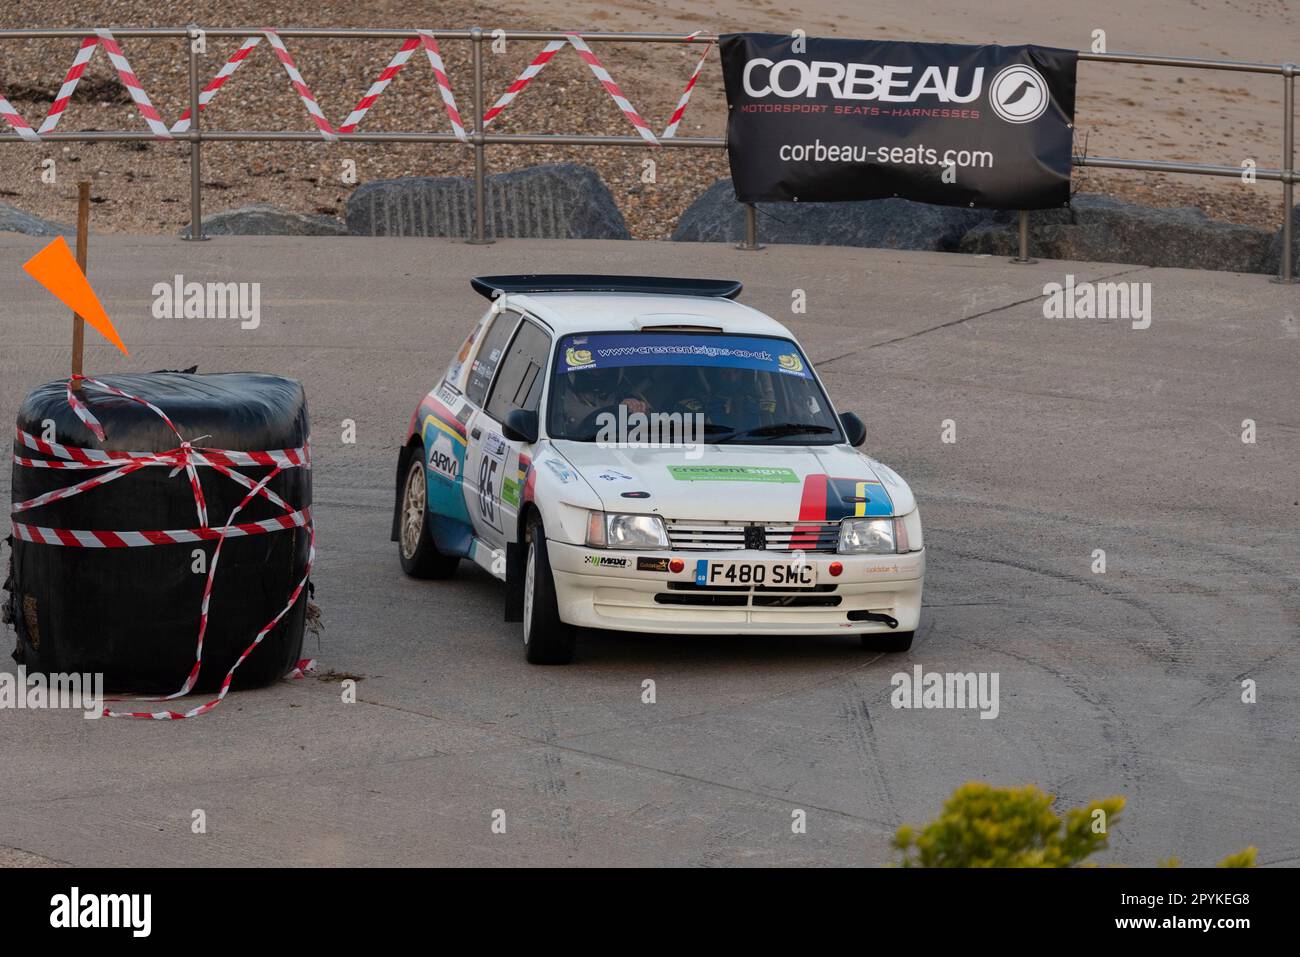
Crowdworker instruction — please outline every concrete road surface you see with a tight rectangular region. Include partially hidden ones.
[1,235,1296,866]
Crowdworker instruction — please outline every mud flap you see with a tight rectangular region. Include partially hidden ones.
[504,541,526,622]
[391,444,415,542]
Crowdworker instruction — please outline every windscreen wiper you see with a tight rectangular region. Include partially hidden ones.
[717,423,835,442]
[566,421,734,442]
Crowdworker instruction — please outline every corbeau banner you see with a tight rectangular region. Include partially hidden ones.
[720,34,1078,209]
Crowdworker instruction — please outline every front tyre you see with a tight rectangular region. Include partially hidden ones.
[398,452,459,579]
[522,514,576,664]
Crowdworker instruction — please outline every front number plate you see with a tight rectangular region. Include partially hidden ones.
[696,560,818,587]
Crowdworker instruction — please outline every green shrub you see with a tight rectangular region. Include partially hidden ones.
[893,782,1257,868]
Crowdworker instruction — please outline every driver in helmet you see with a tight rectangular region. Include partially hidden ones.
[672,366,776,425]
[556,365,649,434]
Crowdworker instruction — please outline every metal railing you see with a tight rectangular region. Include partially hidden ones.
[1068,50,1295,283]
[0,27,1293,282]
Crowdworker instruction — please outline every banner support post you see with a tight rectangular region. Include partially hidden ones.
[735,202,763,251]
[1011,210,1036,264]
[467,27,494,245]
[1271,63,1295,284]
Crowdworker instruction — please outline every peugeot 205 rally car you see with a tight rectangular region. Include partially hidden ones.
[392,275,924,664]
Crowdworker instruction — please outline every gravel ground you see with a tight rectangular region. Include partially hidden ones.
[0,1,1287,237]
[0,0,730,238]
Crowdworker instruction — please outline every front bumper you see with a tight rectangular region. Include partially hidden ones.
[547,540,924,635]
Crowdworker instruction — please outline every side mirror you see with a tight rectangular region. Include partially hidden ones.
[839,411,866,447]
[502,408,539,444]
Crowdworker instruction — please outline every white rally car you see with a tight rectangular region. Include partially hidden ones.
[393,275,924,663]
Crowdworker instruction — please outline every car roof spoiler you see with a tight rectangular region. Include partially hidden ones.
[470,274,743,301]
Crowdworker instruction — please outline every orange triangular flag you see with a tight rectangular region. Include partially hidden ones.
[23,236,129,356]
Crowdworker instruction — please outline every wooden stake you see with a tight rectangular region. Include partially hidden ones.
[70,180,91,387]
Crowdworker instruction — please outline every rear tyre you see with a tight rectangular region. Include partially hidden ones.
[398,452,459,580]
[522,514,576,664]
[862,630,914,653]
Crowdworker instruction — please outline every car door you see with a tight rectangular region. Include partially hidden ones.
[465,316,552,552]
[460,309,522,543]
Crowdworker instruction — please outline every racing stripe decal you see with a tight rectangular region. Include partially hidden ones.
[798,474,894,527]
[850,479,894,517]
[793,473,829,550]
[423,397,468,439]
[422,413,467,448]
[798,473,829,521]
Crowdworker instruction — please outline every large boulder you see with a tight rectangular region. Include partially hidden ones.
[671,178,995,251]
[0,202,73,237]
[1263,204,1299,279]
[179,203,346,238]
[347,163,630,239]
[961,194,1275,273]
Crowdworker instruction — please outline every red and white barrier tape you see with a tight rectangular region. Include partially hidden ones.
[13,507,311,547]
[662,41,713,138]
[286,658,317,680]
[481,39,565,127]
[0,38,93,139]
[262,28,337,140]
[105,505,317,721]
[1,31,170,140]
[14,454,177,514]
[16,426,307,469]
[39,36,98,135]
[63,375,208,523]
[94,29,171,139]
[0,27,704,145]
[171,35,262,134]
[418,31,468,143]
[565,34,659,145]
[483,33,697,143]
[10,375,315,720]
[190,30,467,142]
[0,93,40,142]
[337,35,423,133]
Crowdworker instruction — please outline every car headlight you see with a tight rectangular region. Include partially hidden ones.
[585,512,668,550]
[838,517,898,554]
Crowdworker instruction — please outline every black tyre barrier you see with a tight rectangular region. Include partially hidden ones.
[5,372,312,696]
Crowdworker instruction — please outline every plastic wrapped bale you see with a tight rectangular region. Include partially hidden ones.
[5,372,312,694]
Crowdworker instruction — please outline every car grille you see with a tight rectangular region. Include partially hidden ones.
[664,520,841,553]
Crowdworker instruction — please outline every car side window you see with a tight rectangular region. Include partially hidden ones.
[485,319,551,423]
[464,311,521,407]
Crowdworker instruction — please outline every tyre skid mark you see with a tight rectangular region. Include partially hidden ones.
[939,543,1189,665]
[836,680,900,825]
[957,629,1147,819]
[528,696,579,852]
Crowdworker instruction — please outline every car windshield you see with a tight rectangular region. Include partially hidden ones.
[547,331,843,445]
